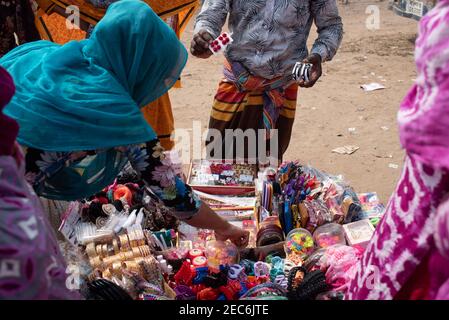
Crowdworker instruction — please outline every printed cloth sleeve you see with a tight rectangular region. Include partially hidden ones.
[126,139,201,220]
[194,0,230,39]
[310,0,344,62]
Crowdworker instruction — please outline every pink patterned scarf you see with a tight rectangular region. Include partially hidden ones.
[347,2,449,300]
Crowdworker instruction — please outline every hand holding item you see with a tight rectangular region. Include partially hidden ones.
[215,223,250,249]
[0,67,19,156]
[297,54,322,88]
[190,29,214,59]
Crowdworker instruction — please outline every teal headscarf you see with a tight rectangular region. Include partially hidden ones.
[0,0,188,200]
[1,0,187,151]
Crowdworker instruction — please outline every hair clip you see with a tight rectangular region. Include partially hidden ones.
[209,32,233,55]
[228,264,245,280]
[254,261,271,277]
[274,274,288,289]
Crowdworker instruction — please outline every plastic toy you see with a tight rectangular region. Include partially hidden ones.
[209,32,233,55]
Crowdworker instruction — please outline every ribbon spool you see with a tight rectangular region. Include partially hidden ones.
[188,249,204,260]
[192,256,208,268]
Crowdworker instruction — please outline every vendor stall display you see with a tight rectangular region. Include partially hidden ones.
[56,159,384,300]
[188,159,257,195]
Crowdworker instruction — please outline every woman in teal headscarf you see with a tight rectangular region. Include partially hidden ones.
[1,0,249,247]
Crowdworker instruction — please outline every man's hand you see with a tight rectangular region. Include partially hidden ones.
[298,53,323,88]
[190,30,214,59]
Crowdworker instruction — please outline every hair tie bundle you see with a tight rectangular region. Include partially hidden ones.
[287,267,328,300]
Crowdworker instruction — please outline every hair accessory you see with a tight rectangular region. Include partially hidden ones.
[197,287,220,300]
[113,185,133,205]
[287,269,328,300]
[292,62,313,83]
[239,259,255,276]
[285,228,315,260]
[219,280,242,300]
[174,261,195,286]
[228,264,245,280]
[239,283,287,300]
[283,259,296,276]
[192,267,209,284]
[174,285,196,300]
[254,261,271,277]
[274,275,288,289]
[209,32,233,55]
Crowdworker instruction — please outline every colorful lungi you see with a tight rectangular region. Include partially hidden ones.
[207,61,298,162]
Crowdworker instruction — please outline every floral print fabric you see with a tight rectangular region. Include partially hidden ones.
[23,139,200,220]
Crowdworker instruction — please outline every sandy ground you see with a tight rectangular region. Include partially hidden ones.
[170,1,419,203]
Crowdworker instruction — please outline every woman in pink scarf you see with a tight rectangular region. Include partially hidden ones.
[347,2,449,300]
[0,66,77,299]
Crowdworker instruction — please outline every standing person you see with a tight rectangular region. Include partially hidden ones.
[1,0,249,248]
[0,0,40,57]
[347,2,449,300]
[191,0,343,163]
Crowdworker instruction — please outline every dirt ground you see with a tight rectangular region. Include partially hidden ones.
[170,1,419,203]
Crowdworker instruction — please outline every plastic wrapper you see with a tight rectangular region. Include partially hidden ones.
[205,240,239,272]
[313,223,346,248]
[305,244,364,293]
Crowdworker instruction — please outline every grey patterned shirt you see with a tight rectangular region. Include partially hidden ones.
[195,0,343,79]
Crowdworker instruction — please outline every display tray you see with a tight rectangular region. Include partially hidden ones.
[187,159,257,195]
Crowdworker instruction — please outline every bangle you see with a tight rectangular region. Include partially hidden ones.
[122,261,139,273]
[132,247,141,258]
[90,256,103,269]
[102,268,112,279]
[112,261,122,275]
[124,251,134,260]
[112,239,120,254]
[119,234,130,251]
[86,242,96,258]
[96,244,102,256]
[101,244,108,257]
